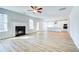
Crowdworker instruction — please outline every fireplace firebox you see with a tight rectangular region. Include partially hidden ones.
[15,26,25,36]
[63,24,67,29]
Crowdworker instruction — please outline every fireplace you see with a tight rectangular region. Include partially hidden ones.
[15,26,25,36]
[63,24,68,29]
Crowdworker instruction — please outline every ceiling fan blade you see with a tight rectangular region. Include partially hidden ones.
[37,8,43,10]
[34,6,38,9]
[37,11,42,13]
[31,6,35,9]
[31,6,38,9]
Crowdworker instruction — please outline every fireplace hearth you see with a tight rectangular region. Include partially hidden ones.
[15,26,25,36]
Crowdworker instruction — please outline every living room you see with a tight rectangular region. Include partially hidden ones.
[0,6,79,52]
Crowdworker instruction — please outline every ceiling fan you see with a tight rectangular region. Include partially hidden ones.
[27,6,43,14]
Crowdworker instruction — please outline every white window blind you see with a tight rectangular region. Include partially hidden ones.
[0,14,8,32]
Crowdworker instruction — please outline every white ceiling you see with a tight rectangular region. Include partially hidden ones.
[0,6,73,19]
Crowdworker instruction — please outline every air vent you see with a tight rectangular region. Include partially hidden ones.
[59,8,66,11]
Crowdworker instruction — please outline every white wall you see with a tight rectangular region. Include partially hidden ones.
[69,7,79,49]
[0,8,39,39]
[38,18,69,32]
[27,19,38,33]
[0,8,29,39]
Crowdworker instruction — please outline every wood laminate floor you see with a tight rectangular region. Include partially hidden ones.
[0,32,79,52]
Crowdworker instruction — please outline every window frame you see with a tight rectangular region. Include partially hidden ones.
[0,13,8,32]
[29,19,34,29]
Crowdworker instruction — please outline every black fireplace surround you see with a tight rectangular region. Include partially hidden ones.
[15,26,25,36]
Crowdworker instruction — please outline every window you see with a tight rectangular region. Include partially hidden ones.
[36,22,39,31]
[29,19,34,29]
[0,14,8,32]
